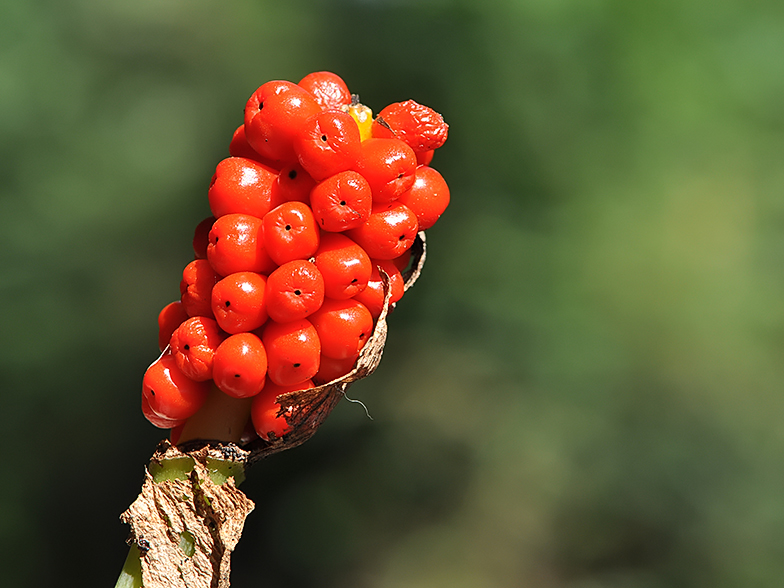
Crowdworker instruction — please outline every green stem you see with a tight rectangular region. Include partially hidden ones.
[114,544,142,588]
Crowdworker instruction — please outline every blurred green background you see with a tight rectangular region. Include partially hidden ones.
[3,0,784,586]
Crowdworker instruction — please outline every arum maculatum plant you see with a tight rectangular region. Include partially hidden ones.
[116,71,448,588]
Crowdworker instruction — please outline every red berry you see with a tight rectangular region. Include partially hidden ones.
[354,138,417,203]
[244,80,322,164]
[294,110,361,181]
[261,319,321,386]
[265,260,325,323]
[192,216,215,260]
[298,71,352,111]
[346,201,419,260]
[309,170,372,232]
[142,394,186,429]
[313,354,357,385]
[352,259,405,319]
[270,162,316,207]
[313,232,372,300]
[206,213,276,276]
[208,157,277,219]
[142,351,210,421]
[391,249,412,273]
[251,379,315,440]
[158,300,190,351]
[396,165,450,230]
[228,124,280,168]
[211,272,269,334]
[212,332,268,398]
[308,298,373,360]
[372,100,449,153]
[180,259,220,318]
[169,316,224,382]
[262,201,320,265]
[416,149,435,166]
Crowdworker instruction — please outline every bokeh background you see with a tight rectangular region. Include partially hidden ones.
[3,0,784,586]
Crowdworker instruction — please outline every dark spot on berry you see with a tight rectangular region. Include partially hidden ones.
[259,101,264,110]
[339,200,346,206]
[293,363,301,368]
[294,289,301,296]
[351,278,357,283]
[399,235,406,240]
[225,301,231,307]
[234,374,241,378]
[285,224,292,231]
[320,134,328,142]
[398,173,404,179]
[288,169,297,180]
[150,389,155,396]
[183,344,190,350]
[359,333,365,339]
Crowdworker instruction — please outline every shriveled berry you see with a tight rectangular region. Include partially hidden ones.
[313,232,372,300]
[294,110,361,181]
[372,100,449,153]
[208,157,277,219]
[262,201,320,265]
[265,260,325,323]
[346,201,419,260]
[353,259,405,319]
[396,165,450,230]
[308,298,373,360]
[213,332,268,398]
[158,300,190,351]
[169,316,224,382]
[207,213,276,276]
[261,318,321,386]
[211,272,269,334]
[354,138,417,203]
[244,80,322,164]
[298,71,352,111]
[309,170,372,232]
[192,216,215,260]
[180,260,220,318]
[142,351,210,421]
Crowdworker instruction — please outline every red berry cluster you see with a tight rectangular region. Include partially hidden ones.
[142,72,449,444]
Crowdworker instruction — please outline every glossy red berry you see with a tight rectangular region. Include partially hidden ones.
[207,213,276,276]
[142,351,210,421]
[169,316,224,382]
[391,249,413,273]
[261,318,321,386]
[270,162,316,207]
[313,354,357,385]
[211,272,269,334]
[396,165,450,230]
[308,298,373,360]
[352,259,405,319]
[354,138,417,203]
[158,300,190,351]
[208,157,277,219]
[262,201,320,265]
[372,100,449,153]
[142,394,186,429]
[180,259,220,318]
[228,124,280,168]
[212,332,268,398]
[313,232,372,300]
[298,71,352,111]
[265,260,325,323]
[416,149,435,166]
[309,170,372,232]
[346,201,419,260]
[251,379,315,441]
[294,110,361,181]
[244,80,322,164]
